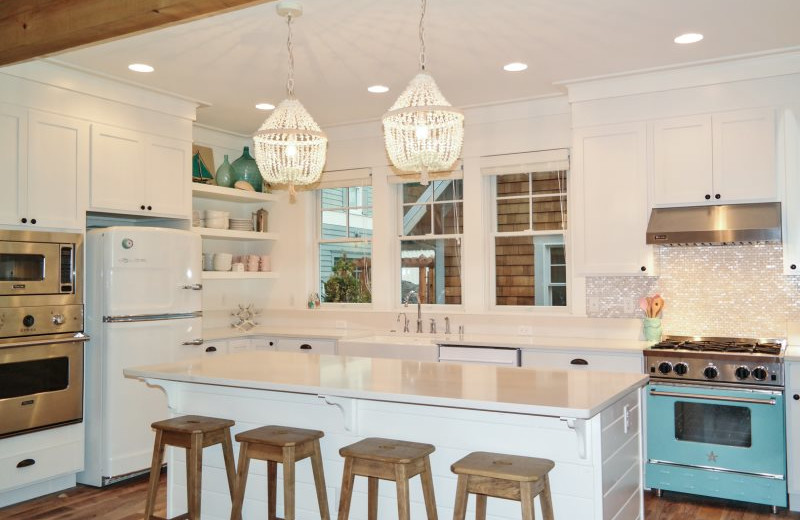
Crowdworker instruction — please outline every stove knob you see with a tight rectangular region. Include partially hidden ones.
[52,314,65,326]
[734,366,751,380]
[674,362,689,376]
[703,365,719,379]
[752,366,768,381]
[22,315,35,328]
[657,362,672,375]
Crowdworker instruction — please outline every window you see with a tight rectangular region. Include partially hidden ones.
[398,179,463,305]
[319,185,373,303]
[492,168,567,307]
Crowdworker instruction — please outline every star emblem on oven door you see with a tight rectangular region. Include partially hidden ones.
[707,451,718,462]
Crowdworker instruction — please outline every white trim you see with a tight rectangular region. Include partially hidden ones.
[480,149,569,175]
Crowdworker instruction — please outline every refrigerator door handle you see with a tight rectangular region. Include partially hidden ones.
[103,311,203,323]
[182,338,204,346]
[182,284,203,290]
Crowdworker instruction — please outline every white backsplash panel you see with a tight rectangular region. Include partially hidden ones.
[586,244,800,338]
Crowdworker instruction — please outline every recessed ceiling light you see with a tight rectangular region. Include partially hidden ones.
[367,85,390,93]
[255,103,275,110]
[503,62,528,72]
[128,63,154,73]
[674,33,704,44]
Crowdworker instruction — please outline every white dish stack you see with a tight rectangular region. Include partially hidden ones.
[204,210,230,229]
[228,218,253,232]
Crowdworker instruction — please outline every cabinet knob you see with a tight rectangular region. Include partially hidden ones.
[16,458,35,468]
[794,394,799,401]
[570,358,589,365]
[269,341,274,346]
[715,194,721,200]
[640,266,647,272]
[30,219,36,224]
[205,346,217,353]
[705,194,711,200]
[140,205,146,210]
[791,264,797,270]
[300,344,312,350]
[20,218,27,223]
[147,205,152,211]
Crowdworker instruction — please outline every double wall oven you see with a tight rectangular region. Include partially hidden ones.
[644,336,787,512]
[0,230,85,439]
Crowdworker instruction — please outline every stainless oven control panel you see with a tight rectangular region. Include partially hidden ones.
[644,352,783,387]
[0,304,83,340]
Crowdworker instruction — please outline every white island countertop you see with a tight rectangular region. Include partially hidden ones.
[124,351,648,419]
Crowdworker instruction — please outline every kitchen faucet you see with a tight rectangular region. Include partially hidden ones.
[404,290,423,333]
[396,312,410,333]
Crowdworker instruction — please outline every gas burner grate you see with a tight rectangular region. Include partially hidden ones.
[650,339,782,355]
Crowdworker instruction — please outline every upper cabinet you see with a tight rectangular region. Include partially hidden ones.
[89,123,190,219]
[783,109,800,275]
[651,108,776,206]
[572,121,655,276]
[0,105,88,231]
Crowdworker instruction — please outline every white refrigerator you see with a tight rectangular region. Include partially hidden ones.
[78,227,203,486]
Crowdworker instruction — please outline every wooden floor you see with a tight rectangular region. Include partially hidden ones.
[0,475,799,519]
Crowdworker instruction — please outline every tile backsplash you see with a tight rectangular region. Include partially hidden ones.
[586,244,800,338]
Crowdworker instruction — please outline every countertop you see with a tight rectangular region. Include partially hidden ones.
[125,350,649,419]
[203,326,372,341]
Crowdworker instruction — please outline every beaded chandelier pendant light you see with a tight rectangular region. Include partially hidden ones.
[382,0,464,186]
[253,0,327,198]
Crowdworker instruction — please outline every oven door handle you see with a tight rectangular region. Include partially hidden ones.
[649,389,776,405]
[0,335,90,349]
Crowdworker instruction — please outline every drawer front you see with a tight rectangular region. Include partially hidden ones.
[0,439,83,492]
[276,338,336,355]
[521,350,642,373]
[250,337,279,351]
[227,338,252,354]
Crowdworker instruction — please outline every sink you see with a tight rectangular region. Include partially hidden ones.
[337,334,440,362]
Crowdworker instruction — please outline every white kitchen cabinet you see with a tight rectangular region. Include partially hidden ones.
[90,123,190,218]
[337,337,439,362]
[0,105,88,230]
[521,349,642,373]
[250,336,279,351]
[227,338,253,354]
[651,108,776,206]
[572,122,655,275]
[276,337,337,355]
[782,109,800,274]
[786,361,800,512]
[178,338,227,360]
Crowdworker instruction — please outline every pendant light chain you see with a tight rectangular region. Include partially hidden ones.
[419,0,427,71]
[286,14,295,96]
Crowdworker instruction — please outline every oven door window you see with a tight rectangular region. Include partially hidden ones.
[0,253,46,282]
[0,357,69,399]
[675,401,751,447]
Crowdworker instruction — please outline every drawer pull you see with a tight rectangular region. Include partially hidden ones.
[205,346,217,353]
[570,358,589,365]
[300,344,312,350]
[16,458,35,468]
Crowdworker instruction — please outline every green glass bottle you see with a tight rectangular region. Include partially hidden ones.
[215,154,235,188]
[231,146,262,192]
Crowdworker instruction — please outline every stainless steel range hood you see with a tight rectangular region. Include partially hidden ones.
[646,202,781,245]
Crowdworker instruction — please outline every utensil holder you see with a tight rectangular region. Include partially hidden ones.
[643,317,662,342]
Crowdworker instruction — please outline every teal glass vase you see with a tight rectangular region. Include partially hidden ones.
[231,146,262,192]
[215,154,235,188]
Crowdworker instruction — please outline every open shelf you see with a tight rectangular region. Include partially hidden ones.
[192,183,280,203]
[192,227,278,241]
[202,271,279,280]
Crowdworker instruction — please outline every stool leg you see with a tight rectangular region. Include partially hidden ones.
[420,456,438,520]
[268,460,277,520]
[310,439,331,520]
[337,457,355,520]
[520,481,535,520]
[367,477,379,520]
[475,495,487,520]
[221,428,237,501]
[452,475,468,520]
[539,475,554,520]
[143,429,165,520]
[187,432,204,520]
[230,442,250,520]
[394,464,410,520]
[283,446,296,520]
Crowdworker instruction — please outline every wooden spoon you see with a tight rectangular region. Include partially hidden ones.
[651,296,664,318]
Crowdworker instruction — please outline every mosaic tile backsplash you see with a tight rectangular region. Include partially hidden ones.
[586,244,800,338]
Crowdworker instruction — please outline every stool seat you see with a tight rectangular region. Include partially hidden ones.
[151,415,235,434]
[235,424,324,446]
[339,437,435,464]
[450,452,555,482]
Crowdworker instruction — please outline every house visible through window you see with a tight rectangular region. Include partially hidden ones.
[319,185,373,303]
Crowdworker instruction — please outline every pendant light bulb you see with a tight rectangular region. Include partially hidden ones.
[286,142,298,157]
[415,125,429,140]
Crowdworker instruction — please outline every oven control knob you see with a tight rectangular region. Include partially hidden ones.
[657,362,672,375]
[752,366,768,381]
[674,362,689,376]
[703,365,719,379]
[735,366,751,380]
[52,314,65,326]
[22,315,35,328]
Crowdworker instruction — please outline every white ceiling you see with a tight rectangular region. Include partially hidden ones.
[49,0,800,135]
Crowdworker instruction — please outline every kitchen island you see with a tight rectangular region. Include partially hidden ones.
[125,351,648,520]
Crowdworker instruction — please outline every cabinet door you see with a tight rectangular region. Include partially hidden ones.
[651,115,713,206]
[783,109,800,274]
[276,338,336,355]
[786,362,800,507]
[712,108,776,202]
[0,104,27,226]
[27,111,88,230]
[144,135,190,218]
[572,122,654,275]
[520,350,642,373]
[90,124,146,213]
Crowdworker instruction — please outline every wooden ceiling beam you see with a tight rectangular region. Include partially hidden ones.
[0,0,274,66]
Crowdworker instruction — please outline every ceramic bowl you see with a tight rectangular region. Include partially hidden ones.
[205,217,229,229]
[213,253,233,271]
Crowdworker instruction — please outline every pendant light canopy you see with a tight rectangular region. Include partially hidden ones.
[382,0,464,186]
[253,0,327,197]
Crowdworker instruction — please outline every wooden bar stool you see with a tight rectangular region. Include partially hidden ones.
[229,425,330,520]
[144,415,237,520]
[450,452,554,520]
[337,437,438,520]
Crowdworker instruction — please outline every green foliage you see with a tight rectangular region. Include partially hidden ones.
[323,256,371,303]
